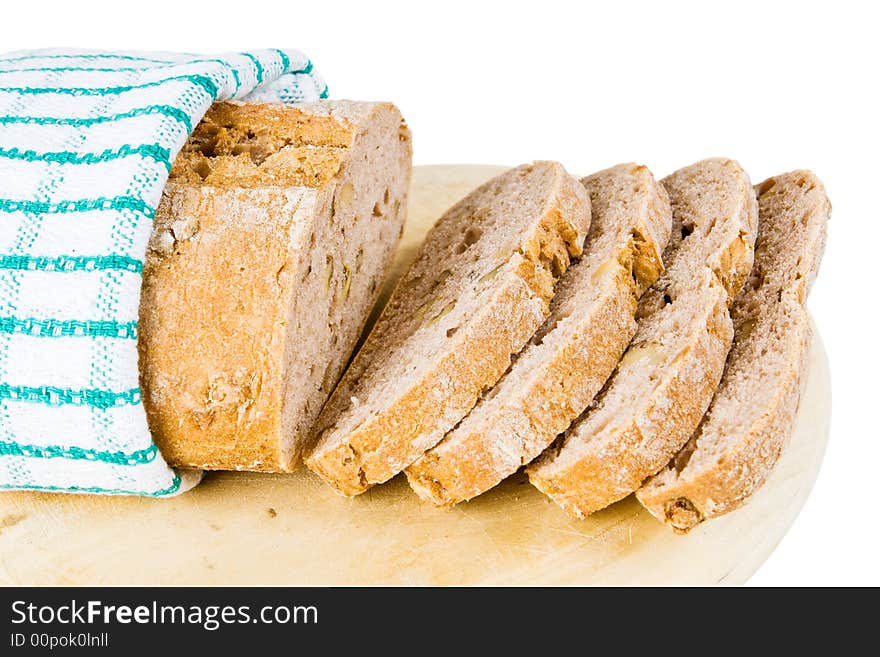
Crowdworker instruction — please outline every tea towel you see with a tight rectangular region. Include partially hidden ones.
[0,48,326,496]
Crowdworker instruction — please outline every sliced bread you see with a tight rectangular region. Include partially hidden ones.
[405,164,672,505]
[305,162,591,496]
[140,100,412,472]
[527,158,758,518]
[637,171,830,532]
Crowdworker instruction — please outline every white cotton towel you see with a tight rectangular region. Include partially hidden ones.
[0,48,326,496]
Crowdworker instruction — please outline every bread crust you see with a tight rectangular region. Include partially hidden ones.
[306,163,591,496]
[141,185,313,471]
[636,171,830,532]
[527,158,758,518]
[405,164,672,505]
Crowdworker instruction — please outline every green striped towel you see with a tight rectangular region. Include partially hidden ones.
[0,48,326,496]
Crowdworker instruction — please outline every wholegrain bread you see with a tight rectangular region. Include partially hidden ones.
[140,100,412,472]
[306,162,591,496]
[528,158,758,518]
[637,171,830,532]
[405,164,672,505]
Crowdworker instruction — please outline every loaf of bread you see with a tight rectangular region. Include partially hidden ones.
[305,162,591,496]
[139,101,412,472]
[405,164,672,505]
[637,171,830,532]
[527,158,758,518]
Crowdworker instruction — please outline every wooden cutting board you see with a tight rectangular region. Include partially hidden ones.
[0,165,831,586]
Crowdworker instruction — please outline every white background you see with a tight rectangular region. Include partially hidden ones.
[5,0,878,585]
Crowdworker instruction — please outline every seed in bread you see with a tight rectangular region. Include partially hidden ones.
[527,158,758,518]
[405,164,672,506]
[306,162,592,496]
[636,171,830,532]
[139,100,412,472]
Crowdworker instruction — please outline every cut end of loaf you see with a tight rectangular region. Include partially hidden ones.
[406,162,673,506]
[142,100,412,473]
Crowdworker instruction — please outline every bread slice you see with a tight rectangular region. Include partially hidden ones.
[527,158,758,518]
[405,164,672,505]
[305,162,591,496]
[637,171,830,532]
[139,100,412,472]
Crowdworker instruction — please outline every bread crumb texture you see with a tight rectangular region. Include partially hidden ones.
[405,163,672,506]
[306,162,591,496]
[636,170,829,532]
[528,158,758,519]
